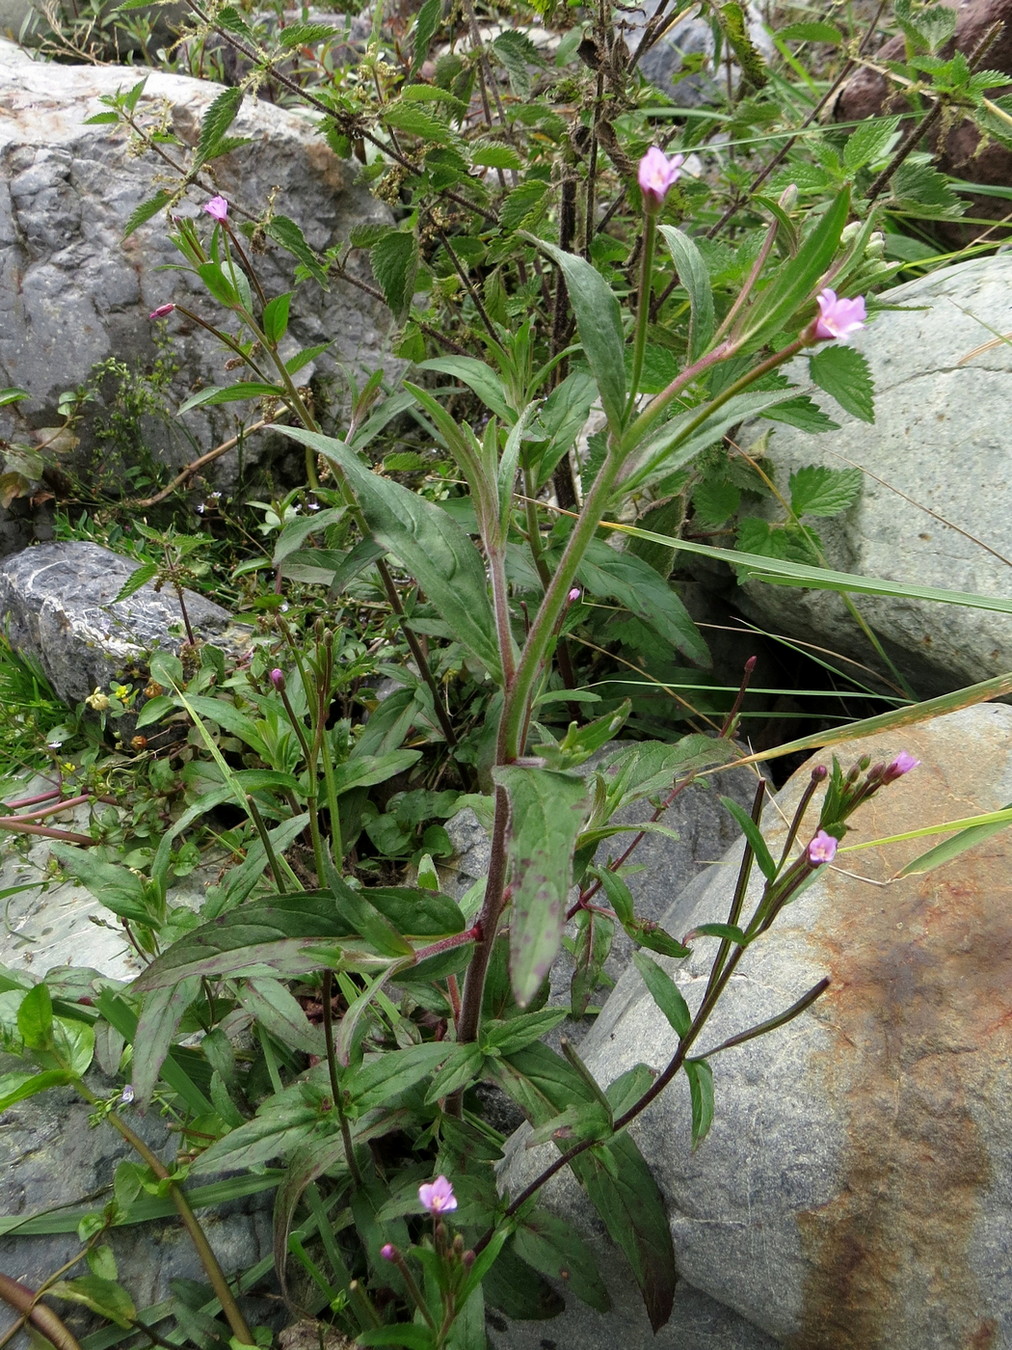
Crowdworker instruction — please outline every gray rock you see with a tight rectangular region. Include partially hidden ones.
[497,703,1012,1348]
[0,1074,273,1345]
[0,540,250,707]
[0,39,394,524]
[736,254,1012,696]
[0,782,271,1345]
[622,2,773,108]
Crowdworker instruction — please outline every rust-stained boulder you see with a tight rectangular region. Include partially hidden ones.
[497,702,1012,1349]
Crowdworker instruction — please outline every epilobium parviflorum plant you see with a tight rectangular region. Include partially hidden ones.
[5,6,1012,1346]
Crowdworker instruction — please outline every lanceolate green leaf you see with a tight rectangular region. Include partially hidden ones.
[494,766,589,1007]
[684,1057,715,1149]
[632,952,691,1037]
[735,189,851,352]
[419,356,515,424]
[658,225,715,362]
[277,425,502,679]
[569,1133,677,1333]
[599,519,1012,616]
[577,539,709,666]
[534,240,627,433]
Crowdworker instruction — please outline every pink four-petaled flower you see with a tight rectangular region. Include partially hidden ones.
[807,829,838,866]
[418,1175,457,1215]
[814,288,866,341]
[638,147,685,209]
[203,195,230,222]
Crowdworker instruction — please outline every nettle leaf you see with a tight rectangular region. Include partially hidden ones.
[196,86,242,164]
[808,344,875,423]
[789,464,863,518]
[370,230,419,320]
[278,21,342,46]
[123,188,173,239]
[492,29,542,100]
[762,394,839,433]
[779,20,842,42]
[499,178,550,233]
[842,114,901,172]
[266,215,329,289]
[494,766,589,1008]
[471,143,523,171]
[114,560,159,602]
[411,0,441,72]
[691,478,740,527]
[569,1133,676,1332]
[384,101,458,147]
[891,158,964,218]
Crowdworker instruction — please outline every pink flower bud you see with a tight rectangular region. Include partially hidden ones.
[807,829,838,866]
[812,288,866,342]
[149,303,175,320]
[269,668,285,690]
[203,195,229,222]
[638,147,685,210]
[567,588,581,603]
[380,1243,397,1261]
[882,751,920,783]
[418,1175,457,1215]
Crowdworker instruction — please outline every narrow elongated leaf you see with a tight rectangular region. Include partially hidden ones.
[494,766,589,1007]
[262,291,292,346]
[177,382,284,414]
[599,519,1012,616]
[419,356,514,424]
[514,1209,609,1312]
[896,804,1012,878]
[577,539,709,665]
[632,953,691,1037]
[735,189,851,352]
[351,1044,450,1113]
[277,425,502,678]
[720,796,777,881]
[684,1057,714,1149]
[243,977,324,1055]
[569,1133,676,1332]
[49,845,151,925]
[130,977,201,1108]
[658,225,715,362]
[535,240,627,433]
[0,1069,74,1111]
